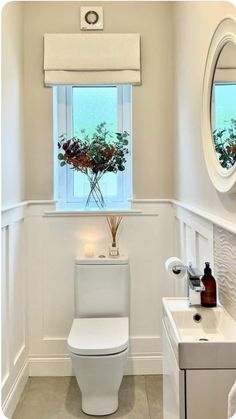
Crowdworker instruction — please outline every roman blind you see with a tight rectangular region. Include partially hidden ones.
[44,33,141,86]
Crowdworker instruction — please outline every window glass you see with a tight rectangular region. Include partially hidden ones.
[212,83,236,170]
[213,83,236,131]
[72,87,119,200]
[72,86,117,136]
[54,85,132,210]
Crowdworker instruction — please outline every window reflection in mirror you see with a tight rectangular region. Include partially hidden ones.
[211,42,236,170]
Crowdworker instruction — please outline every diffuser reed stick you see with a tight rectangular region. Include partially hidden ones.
[106,215,123,256]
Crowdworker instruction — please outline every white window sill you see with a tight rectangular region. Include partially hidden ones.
[43,209,159,217]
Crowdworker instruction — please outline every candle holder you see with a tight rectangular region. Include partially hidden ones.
[84,244,95,258]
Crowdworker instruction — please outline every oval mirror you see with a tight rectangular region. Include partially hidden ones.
[211,42,236,170]
[202,18,236,193]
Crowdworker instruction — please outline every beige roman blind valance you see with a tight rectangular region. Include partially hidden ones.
[44,33,141,86]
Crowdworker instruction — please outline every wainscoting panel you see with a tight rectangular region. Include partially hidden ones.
[3,198,235,416]
[11,221,26,367]
[27,201,175,375]
[174,206,214,296]
[214,226,236,321]
[1,226,10,389]
[1,206,28,418]
[174,204,236,318]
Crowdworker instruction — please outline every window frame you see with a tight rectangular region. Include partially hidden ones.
[53,84,132,210]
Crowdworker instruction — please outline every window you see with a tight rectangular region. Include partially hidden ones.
[53,85,132,210]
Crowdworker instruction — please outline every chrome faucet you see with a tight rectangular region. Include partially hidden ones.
[173,262,205,306]
[187,263,205,306]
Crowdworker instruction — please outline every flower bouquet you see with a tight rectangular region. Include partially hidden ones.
[58,122,129,208]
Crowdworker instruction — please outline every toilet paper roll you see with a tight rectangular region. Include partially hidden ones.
[165,257,186,280]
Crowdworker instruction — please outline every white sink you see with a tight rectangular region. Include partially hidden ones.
[162,298,236,369]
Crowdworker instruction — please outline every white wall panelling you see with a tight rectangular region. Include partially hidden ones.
[2,198,236,416]
[174,205,214,296]
[174,203,236,317]
[173,200,236,235]
[27,201,175,376]
[1,205,28,418]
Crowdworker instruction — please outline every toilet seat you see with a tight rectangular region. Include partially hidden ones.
[68,317,129,356]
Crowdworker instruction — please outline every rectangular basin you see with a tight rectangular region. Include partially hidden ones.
[162,298,236,369]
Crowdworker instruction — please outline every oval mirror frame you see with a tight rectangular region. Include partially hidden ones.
[202,17,236,193]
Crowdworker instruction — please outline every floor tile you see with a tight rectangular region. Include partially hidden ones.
[12,377,70,419]
[113,376,150,419]
[12,375,163,419]
[145,375,163,419]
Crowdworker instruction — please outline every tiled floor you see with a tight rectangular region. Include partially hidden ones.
[12,375,163,419]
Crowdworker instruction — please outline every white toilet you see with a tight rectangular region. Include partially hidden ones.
[67,256,130,416]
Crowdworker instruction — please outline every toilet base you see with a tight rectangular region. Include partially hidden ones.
[70,348,128,416]
[82,394,118,416]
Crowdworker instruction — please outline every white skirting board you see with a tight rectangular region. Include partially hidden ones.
[2,360,29,419]
[28,355,163,377]
[126,354,163,375]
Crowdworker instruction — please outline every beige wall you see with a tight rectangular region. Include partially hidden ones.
[1,2,25,207]
[23,1,174,200]
[173,1,236,224]
[4,0,236,221]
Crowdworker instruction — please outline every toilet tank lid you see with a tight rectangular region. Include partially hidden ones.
[75,256,129,265]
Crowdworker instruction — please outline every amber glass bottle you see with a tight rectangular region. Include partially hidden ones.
[201,262,217,307]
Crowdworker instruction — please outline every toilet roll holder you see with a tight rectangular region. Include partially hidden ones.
[172,262,205,306]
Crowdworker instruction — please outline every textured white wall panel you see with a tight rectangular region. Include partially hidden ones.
[214,226,236,321]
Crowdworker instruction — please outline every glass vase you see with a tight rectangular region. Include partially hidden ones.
[85,174,105,209]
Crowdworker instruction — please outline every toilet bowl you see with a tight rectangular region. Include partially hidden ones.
[68,317,129,416]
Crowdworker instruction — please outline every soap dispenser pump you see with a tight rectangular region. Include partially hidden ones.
[201,262,217,307]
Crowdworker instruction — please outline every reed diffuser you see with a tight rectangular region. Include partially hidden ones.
[106,215,123,257]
